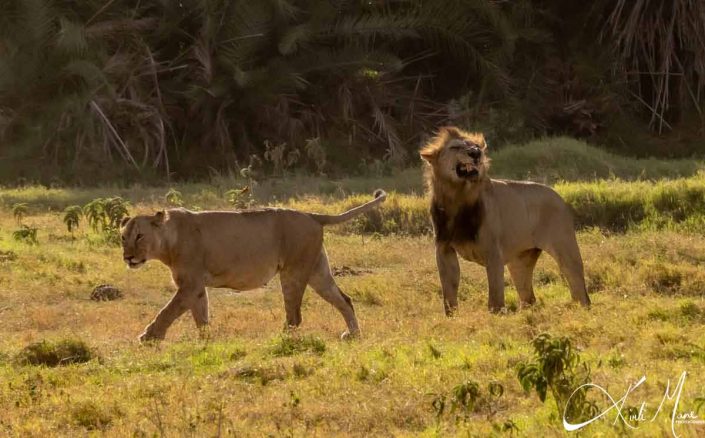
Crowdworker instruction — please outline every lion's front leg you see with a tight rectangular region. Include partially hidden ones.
[436,244,460,316]
[140,284,201,342]
[486,250,505,312]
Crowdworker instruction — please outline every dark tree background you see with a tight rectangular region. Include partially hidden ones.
[0,0,704,183]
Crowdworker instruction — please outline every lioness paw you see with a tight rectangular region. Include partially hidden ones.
[340,330,360,341]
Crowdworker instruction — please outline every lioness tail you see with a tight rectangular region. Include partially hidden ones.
[310,189,387,225]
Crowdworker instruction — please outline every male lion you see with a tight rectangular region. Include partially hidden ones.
[120,190,386,341]
[420,127,590,314]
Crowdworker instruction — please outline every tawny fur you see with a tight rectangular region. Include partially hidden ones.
[120,190,387,341]
[421,127,590,313]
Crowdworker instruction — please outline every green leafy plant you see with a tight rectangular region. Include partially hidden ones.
[225,186,254,210]
[13,225,38,245]
[12,203,29,224]
[82,197,130,244]
[517,333,598,424]
[165,188,183,207]
[104,197,129,229]
[63,205,83,234]
[430,380,506,423]
[492,419,519,435]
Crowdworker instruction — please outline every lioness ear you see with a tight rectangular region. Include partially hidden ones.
[120,216,131,228]
[151,211,165,226]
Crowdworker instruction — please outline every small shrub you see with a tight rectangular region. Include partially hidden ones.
[165,188,184,206]
[606,352,626,368]
[642,262,682,294]
[62,205,83,233]
[356,365,387,382]
[16,339,95,367]
[225,186,254,209]
[71,400,113,430]
[680,301,702,319]
[0,250,18,262]
[535,269,558,286]
[82,197,129,244]
[230,365,286,385]
[292,363,314,378]
[647,308,670,321]
[431,380,505,423]
[83,197,129,231]
[517,333,597,425]
[428,344,442,359]
[12,202,29,224]
[269,335,326,357]
[12,225,38,245]
[228,349,247,361]
[492,419,520,435]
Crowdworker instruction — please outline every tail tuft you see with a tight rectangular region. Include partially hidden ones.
[373,189,387,200]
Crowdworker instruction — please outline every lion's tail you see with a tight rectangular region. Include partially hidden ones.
[310,189,387,226]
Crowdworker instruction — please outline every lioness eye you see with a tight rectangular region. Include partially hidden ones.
[136,234,144,241]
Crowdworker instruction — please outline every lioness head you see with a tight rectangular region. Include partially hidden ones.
[420,127,489,184]
[119,211,166,269]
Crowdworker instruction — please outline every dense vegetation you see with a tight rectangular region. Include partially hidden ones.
[3,137,705,238]
[1,0,704,183]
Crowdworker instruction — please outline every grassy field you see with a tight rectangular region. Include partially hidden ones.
[1,146,705,436]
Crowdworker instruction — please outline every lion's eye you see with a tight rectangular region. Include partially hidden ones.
[136,234,144,241]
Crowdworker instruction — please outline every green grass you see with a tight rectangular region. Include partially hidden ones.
[287,173,705,235]
[2,137,702,212]
[491,137,702,182]
[1,161,705,435]
[2,231,704,437]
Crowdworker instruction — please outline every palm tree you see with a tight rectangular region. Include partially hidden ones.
[0,0,520,180]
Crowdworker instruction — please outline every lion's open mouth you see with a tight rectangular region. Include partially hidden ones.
[456,163,479,179]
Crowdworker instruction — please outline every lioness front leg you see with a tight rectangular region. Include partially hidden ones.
[436,244,460,316]
[190,288,209,328]
[486,250,505,312]
[140,283,202,342]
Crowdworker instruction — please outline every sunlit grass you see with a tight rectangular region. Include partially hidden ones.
[0,179,704,436]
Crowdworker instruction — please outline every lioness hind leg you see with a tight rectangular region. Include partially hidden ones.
[308,250,359,339]
[545,236,590,307]
[279,272,307,329]
[508,249,541,306]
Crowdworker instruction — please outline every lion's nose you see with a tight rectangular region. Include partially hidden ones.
[468,147,482,160]
[124,256,134,263]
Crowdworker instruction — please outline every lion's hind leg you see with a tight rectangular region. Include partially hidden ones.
[508,248,541,306]
[544,234,590,307]
[307,249,360,339]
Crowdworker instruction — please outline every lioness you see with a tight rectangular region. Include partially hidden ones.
[120,190,386,341]
[420,127,590,313]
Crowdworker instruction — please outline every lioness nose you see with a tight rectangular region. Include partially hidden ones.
[468,147,482,159]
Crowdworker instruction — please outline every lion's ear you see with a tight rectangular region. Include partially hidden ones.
[151,211,165,226]
[420,149,437,163]
[120,216,131,228]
